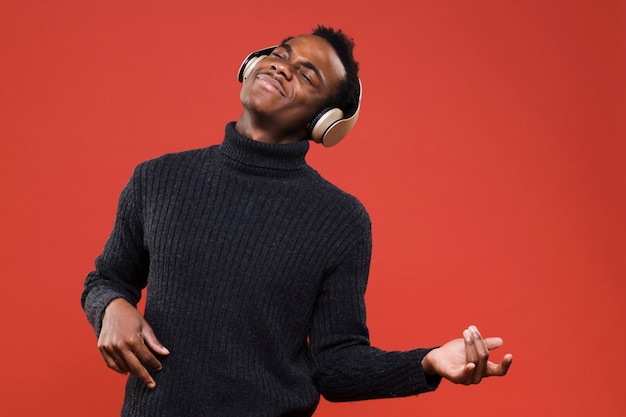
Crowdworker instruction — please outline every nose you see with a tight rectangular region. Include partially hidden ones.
[270,59,292,80]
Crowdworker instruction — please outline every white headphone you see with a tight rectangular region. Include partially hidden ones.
[238,46,362,147]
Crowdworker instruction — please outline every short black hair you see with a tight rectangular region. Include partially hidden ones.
[310,25,360,117]
[282,25,360,117]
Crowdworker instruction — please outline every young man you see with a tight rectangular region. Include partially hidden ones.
[82,26,512,416]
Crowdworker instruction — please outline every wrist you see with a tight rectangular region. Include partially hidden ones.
[102,297,131,320]
[421,348,438,376]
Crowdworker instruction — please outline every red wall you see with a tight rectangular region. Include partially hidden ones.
[1,1,624,415]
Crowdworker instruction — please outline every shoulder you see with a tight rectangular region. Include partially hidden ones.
[132,146,217,179]
[305,169,371,227]
[140,147,213,169]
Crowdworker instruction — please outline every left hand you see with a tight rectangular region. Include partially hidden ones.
[421,325,513,385]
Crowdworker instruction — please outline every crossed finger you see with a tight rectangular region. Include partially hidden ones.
[464,325,490,384]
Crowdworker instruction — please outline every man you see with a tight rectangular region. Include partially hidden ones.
[82,26,512,416]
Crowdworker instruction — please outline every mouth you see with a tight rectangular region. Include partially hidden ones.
[256,73,286,96]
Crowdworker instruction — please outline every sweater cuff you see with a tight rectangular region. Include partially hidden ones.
[82,286,131,337]
[412,347,442,392]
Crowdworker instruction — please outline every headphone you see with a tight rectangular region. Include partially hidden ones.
[237,46,362,147]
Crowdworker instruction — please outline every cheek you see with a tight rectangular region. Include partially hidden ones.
[239,86,247,106]
[239,81,259,107]
[282,103,322,129]
[293,93,328,122]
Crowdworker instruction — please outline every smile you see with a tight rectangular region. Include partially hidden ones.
[256,74,286,96]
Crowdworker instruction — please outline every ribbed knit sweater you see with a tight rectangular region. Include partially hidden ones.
[82,122,440,416]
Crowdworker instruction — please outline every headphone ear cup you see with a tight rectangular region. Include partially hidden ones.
[321,109,361,147]
[238,46,278,82]
[309,108,344,144]
[238,55,265,82]
[310,79,362,147]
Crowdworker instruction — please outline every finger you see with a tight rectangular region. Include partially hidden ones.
[486,353,513,377]
[131,325,168,372]
[98,339,132,374]
[469,326,489,384]
[133,339,164,372]
[141,324,170,357]
[102,333,159,388]
[99,348,128,374]
[453,360,482,386]
[120,349,157,389]
[463,329,477,384]
[483,337,504,350]
[123,333,163,386]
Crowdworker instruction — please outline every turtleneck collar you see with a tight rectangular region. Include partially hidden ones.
[218,122,310,174]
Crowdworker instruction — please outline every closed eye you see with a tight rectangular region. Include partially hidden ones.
[272,44,318,85]
[300,71,313,84]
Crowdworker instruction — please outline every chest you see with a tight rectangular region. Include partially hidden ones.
[141,171,339,301]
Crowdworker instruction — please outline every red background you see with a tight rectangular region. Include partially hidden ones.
[1,1,625,415]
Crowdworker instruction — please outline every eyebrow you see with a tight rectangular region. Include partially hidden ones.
[278,43,323,82]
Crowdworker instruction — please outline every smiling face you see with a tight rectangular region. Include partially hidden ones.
[237,35,347,144]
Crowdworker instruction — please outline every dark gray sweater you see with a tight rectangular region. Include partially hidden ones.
[82,123,440,416]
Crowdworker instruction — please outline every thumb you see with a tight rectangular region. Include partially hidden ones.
[484,337,504,350]
[141,322,170,355]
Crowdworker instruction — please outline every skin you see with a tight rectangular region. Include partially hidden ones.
[97,34,513,389]
[235,35,346,145]
[98,298,168,389]
[421,325,513,385]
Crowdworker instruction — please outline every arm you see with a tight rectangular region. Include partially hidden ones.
[308,216,511,400]
[81,168,148,334]
[309,222,441,401]
[81,165,169,388]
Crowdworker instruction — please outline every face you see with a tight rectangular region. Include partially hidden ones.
[239,35,347,141]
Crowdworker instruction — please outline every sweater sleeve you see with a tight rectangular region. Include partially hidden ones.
[309,216,441,402]
[81,165,149,337]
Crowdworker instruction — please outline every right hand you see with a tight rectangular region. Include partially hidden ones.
[98,298,170,389]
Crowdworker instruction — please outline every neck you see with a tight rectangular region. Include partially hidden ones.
[235,112,308,145]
